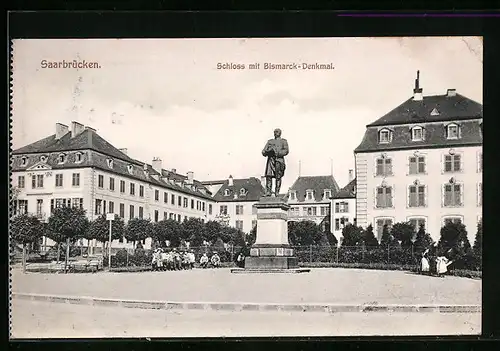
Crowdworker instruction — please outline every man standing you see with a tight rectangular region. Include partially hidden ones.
[262,128,289,197]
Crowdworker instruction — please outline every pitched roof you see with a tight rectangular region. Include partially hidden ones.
[332,178,356,199]
[212,177,265,202]
[288,175,340,202]
[355,119,482,153]
[367,93,483,127]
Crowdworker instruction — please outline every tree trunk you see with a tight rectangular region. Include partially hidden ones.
[64,237,70,273]
[22,243,27,274]
[56,244,61,264]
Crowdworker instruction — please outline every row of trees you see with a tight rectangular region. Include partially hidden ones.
[11,207,247,272]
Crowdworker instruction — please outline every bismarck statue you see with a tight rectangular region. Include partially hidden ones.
[262,128,289,197]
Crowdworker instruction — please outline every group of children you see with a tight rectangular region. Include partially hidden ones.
[420,246,454,277]
[151,248,222,271]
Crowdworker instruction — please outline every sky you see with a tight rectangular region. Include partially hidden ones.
[11,37,482,191]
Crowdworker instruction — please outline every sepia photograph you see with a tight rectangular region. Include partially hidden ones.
[9,37,482,338]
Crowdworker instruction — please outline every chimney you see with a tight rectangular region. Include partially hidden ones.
[413,70,423,101]
[348,169,354,183]
[171,168,177,174]
[152,157,162,174]
[85,126,96,133]
[447,89,457,97]
[186,171,194,185]
[70,121,85,138]
[118,148,128,155]
[143,163,148,171]
[55,123,69,139]
[228,175,234,186]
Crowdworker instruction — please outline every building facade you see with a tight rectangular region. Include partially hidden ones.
[202,176,265,234]
[287,175,340,232]
[331,171,356,241]
[12,121,216,250]
[354,73,482,243]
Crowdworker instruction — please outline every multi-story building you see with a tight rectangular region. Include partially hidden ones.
[354,72,482,243]
[201,176,265,233]
[287,175,340,232]
[331,170,356,240]
[11,121,216,250]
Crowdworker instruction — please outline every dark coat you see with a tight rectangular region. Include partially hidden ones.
[262,137,289,178]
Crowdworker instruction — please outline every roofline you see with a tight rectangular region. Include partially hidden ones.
[366,115,483,128]
[354,142,482,154]
[213,199,262,203]
[331,195,355,199]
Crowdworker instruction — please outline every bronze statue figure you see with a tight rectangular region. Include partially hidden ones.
[262,128,289,197]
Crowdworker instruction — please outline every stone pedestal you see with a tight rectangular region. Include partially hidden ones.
[231,196,309,274]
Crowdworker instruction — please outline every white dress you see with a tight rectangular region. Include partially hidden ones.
[421,257,429,272]
[437,257,449,274]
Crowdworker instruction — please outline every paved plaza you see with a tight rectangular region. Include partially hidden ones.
[11,299,480,338]
[11,267,481,305]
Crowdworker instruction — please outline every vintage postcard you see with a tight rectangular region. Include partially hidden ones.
[9,37,482,338]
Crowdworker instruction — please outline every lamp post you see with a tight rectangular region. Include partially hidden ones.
[106,213,115,269]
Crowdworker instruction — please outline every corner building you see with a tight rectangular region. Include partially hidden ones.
[354,74,482,244]
[11,121,216,250]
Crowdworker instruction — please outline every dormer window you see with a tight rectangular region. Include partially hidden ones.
[239,188,247,196]
[107,159,114,168]
[75,152,83,163]
[20,156,27,166]
[127,164,133,174]
[446,123,460,140]
[430,108,440,116]
[58,153,66,164]
[306,190,314,201]
[289,191,297,201]
[40,155,47,163]
[323,189,332,200]
[411,126,424,141]
[224,189,231,196]
[378,128,392,144]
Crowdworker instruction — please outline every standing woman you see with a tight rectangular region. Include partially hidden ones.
[421,249,430,275]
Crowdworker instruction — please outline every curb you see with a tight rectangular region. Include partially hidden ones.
[12,293,481,314]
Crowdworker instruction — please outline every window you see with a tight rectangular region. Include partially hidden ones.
[235,220,244,230]
[320,206,326,216]
[376,157,393,176]
[183,197,188,208]
[21,157,27,166]
[109,177,115,191]
[409,156,426,174]
[58,154,66,164]
[72,198,83,209]
[408,185,426,207]
[127,164,133,174]
[164,192,168,203]
[289,191,297,201]
[408,218,426,231]
[379,129,392,143]
[191,199,195,209]
[129,205,135,219]
[252,220,257,229]
[130,183,135,196]
[202,202,205,212]
[120,180,125,193]
[109,201,114,214]
[119,203,125,218]
[139,185,144,197]
[184,216,188,222]
[443,183,463,207]
[95,199,102,215]
[36,199,43,216]
[18,176,25,188]
[478,182,482,206]
[375,218,393,241]
[177,214,181,222]
[240,188,247,195]
[335,219,340,231]
[446,124,460,139]
[411,126,424,141]
[178,196,182,206]
[139,206,144,219]
[443,216,463,226]
[306,190,314,201]
[107,159,114,168]
[236,205,244,215]
[164,211,168,220]
[220,205,228,215]
[169,213,175,220]
[305,207,317,216]
[56,174,63,188]
[75,153,82,163]
[224,189,230,196]
[40,155,47,162]
[102,200,107,214]
[154,210,159,222]
[155,190,159,201]
[18,200,28,214]
[376,186,393,208]
[98,175,104,188]
[171,194,175,205]
[209,204,213,215]
[444,154,461,172]
[31,174,44,188]
[335,202,349,213]
[323,190,331,200]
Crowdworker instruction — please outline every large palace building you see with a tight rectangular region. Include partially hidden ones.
[354,72,482,243]
[11,121,217,250]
